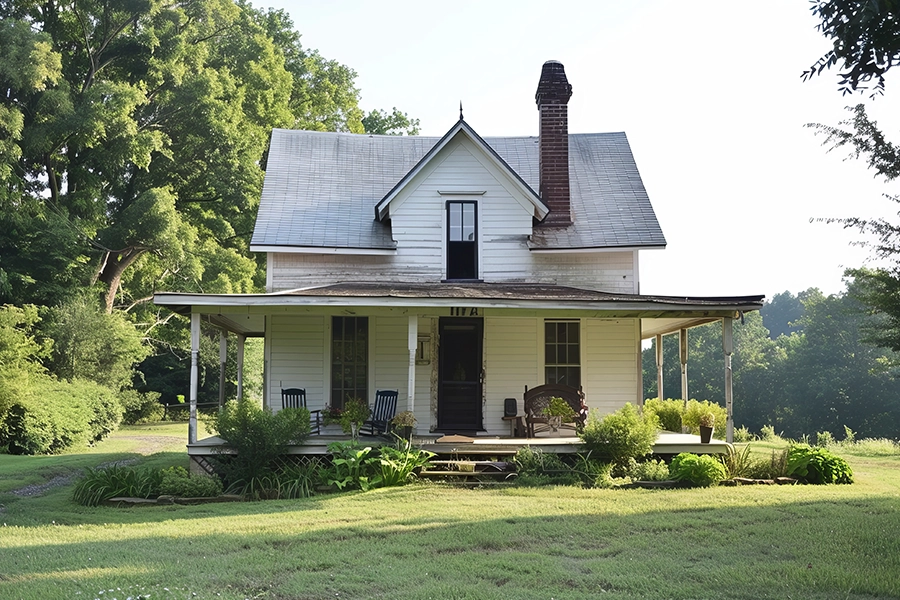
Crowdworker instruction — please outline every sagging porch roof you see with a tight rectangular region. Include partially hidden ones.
[153,282,763,339]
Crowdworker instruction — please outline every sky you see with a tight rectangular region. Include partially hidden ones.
[260,0,899,300]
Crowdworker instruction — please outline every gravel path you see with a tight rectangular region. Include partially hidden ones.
[8,433,182,498]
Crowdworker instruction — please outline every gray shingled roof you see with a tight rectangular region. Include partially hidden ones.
[251,127,666,250]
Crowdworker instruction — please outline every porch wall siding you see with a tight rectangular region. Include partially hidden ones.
[373,316,409,406]
[266,314,326,411]
[583,319,639,415]
[484,317,540,436]
[414,317,436,431]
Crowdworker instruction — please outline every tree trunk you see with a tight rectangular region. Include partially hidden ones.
[96,247,147,313]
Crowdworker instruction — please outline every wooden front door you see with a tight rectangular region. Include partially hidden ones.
[438,318,483,432]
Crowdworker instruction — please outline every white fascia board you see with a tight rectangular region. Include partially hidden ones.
[529,245,665,254]
[250,245,396,256]
[153,292,756,315]
[376,121,546,221]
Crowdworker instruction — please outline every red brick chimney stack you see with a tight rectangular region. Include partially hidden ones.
[535,60,573,226]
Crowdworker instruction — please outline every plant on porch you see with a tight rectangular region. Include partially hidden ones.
[339,398,370,439]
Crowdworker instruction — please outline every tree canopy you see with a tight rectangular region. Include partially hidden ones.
[803,0,900,96]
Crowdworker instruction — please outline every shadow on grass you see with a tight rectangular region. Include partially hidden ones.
[0,487,898,600]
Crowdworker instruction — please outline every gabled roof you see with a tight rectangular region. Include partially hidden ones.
[373,119,547,222]
[251,126,666,252]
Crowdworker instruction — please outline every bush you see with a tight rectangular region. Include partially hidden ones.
[207,398,311,488]
[816,430,835,447]
[786,444,853,484]
[72,465,163,506]
[0,378,122,454]
[669,453,727,487]
[626,457,671,482]
[681,400,727,439]
[158,466,223,498]
[579,403,659,472]
[374,440,434,487]
[759,424,780,442]
[733,425,754,443]
[643,398,683,432]
[119,389,164,425]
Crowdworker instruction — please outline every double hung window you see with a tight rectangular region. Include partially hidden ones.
[446,201,477,280]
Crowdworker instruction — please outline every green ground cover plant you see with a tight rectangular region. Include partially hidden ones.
[786,443,854,484]
[669,452,728,487]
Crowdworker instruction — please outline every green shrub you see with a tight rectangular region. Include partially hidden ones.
[158,466,223,498]
[119,389,164,425]
[759,424,780,442]
[207,398,311,488]
[579,403,659,472]
[323,441,380,491]
[786,444,853,484]
[733,425,754,442]
[0,378,122,454]
[72,465,163,506]
[626,457,671,482]
[839,438,900,456]
[643,398,683,432]
[816,430,835,447]
[572,454,617,488]
[681,400,727,438]
[273,461,322,499]
[669,453,727,487]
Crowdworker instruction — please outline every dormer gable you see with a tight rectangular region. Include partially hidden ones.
[374,119,548,223]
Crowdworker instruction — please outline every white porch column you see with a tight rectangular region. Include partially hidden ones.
[407,315,417,414]
[723,317,734,443]
[236,334,245,401]
[655,333,664,400]
[189,313,200,445]
[218,330,227,407]
[679,328,689,408]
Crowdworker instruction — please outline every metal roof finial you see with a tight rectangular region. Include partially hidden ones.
[459,101,463,121]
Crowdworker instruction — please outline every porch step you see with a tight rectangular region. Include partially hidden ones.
[418,460,516,481]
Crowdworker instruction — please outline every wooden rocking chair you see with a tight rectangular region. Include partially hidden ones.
[360,390,398,436]
[281,388,321,435]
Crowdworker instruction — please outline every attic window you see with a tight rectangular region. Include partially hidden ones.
[446,201,477,280]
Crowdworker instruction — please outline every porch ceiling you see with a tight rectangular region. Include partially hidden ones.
[155,282,762,336]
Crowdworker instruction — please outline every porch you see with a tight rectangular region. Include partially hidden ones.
[186,430,732,466]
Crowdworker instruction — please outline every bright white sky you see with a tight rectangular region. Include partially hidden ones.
[261,0,899,300]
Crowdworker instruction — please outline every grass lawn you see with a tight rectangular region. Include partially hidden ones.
[1,427,898,600]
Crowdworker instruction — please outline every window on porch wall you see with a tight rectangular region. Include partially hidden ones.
[545,320,581,388]
[331,316,368,409]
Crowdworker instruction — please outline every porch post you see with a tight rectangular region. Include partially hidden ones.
[679,328,689,409]
[723,317,734,443]
[407,315,417,414]
[218,330,227,407]
[189,313,200,445]
[655,333,664,400]
[236,334,245,401]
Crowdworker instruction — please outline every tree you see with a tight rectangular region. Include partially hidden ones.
[803,0,900,96]
[363,107,421,136]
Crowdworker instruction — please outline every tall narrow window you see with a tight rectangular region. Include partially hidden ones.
[447,201,477,280]
[331,316,368,409]
[545,320,581,388]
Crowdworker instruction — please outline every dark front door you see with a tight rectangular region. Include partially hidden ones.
[438,318,483,431]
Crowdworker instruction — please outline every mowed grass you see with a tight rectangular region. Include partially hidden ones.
[0,428,898,600]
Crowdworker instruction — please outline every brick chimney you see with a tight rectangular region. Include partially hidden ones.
[535,60,573,226]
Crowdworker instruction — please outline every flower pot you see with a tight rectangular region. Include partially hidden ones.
[400,425,413,440]
[699,425,714,444]
[350,422,359,441]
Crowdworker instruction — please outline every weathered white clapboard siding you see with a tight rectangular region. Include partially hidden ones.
[583,319,640,415]
[266,315,325,412]
[267,136,637,293]
[483,317,540,436]
[414,317,437,432]
[373,316,409,404]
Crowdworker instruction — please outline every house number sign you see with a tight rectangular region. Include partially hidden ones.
[449,307,479,316]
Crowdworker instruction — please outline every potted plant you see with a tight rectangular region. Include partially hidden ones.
[340,397,371,441]
[543,397,577,433]
[698,412,716,444]
[391,411,416,440]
